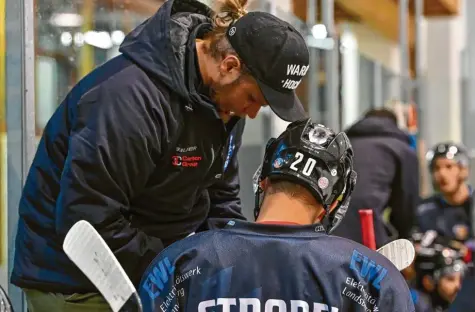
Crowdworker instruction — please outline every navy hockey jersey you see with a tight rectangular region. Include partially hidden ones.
[415,194,473,242]
[139,220,415,312]
[410,288,443,312]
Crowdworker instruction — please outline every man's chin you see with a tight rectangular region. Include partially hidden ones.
[439,185,456,195]
[446,293,458,303]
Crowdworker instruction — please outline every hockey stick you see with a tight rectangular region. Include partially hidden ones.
[0,284,13,312]
[359,209,376,250]
[359,209,415,270]
[63,220,143,312]
[377,239,415,271]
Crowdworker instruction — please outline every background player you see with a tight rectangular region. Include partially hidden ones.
[138,118,415,312]
[414,142,475,312]
[407,231,468,312]
[416,142,472,241]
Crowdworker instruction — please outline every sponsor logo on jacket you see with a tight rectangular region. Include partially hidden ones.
[171,155,202,167]
[176,146,197,153]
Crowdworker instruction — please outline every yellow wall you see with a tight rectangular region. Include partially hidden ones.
[79,0,95,79]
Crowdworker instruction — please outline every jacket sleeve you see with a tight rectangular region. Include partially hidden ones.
[389,147,420,239]
[204,119,247,225]
[55,80,168,284]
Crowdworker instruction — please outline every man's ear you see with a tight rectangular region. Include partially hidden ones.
[219,54,242,82]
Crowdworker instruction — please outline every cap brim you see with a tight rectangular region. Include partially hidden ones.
[257,80,308,122]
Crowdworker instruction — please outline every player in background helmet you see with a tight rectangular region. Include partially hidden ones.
[414,142,475,312]
[407,231,468,312]
[415,142,473,243]
[138,119,414,312]
[427,142,470,200]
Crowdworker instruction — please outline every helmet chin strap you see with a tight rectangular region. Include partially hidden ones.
[254,186,264,220]
[320,204,331,233]
[317,206,327,222]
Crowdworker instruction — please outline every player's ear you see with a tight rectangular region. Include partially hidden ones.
[422,275,435,292]
[260,178,270,191]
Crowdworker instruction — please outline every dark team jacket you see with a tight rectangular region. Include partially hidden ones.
[11,0,246,293]
[139,220,415,312]
[332,116,420,248]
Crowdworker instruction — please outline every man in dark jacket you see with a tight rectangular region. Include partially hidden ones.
[11,0,310,310]
[332,108,419,248]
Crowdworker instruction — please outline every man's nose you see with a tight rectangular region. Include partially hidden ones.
[247,104,261,119]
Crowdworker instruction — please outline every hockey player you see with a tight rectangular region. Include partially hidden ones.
[138,118,415,312]
[414,142,475,312]
[416,142,472,242]
[408,231,467,312]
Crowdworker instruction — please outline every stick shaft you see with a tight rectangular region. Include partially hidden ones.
[359,209,376,250]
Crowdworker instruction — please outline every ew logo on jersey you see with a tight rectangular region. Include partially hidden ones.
[142,257,176,300]
[349,250,388,290]
[281,64,310,90]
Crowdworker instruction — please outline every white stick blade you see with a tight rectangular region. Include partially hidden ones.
[63,220,135,312]
[377,239,415,271]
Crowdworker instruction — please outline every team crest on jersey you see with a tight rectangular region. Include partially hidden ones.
[452,224,469,241]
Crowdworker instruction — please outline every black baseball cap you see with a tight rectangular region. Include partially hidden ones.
[226,12,310,122]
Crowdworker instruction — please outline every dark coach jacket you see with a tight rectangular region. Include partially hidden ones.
[332,115,419,247]
[11,0,246,293]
